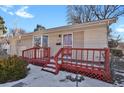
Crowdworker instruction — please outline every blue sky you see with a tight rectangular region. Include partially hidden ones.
[0,5,124,41]
[0,5,67,32]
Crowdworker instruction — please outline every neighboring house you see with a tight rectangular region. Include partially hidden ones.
[117,42,124,54]
[0,36,10,55]
[9,18,116,56]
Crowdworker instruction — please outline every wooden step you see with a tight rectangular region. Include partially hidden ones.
[41,60,59,75]
[45,65,56,69]
[49,62,56,65]
[47,63,56,66]
[41,67,57,74]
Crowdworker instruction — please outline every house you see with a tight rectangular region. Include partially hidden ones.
[9,18,116,57]
[0,35,10,55]
[117,42,124,54]
[8,18,116,82]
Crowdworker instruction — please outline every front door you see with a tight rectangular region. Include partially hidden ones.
[63,34,72,56]
[63,34,72,48]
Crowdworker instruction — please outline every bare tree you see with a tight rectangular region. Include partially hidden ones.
[67,5,96,24]
[90,5,124,20]
[67,5,124,24]
[108,28,121,48]
[67,5,124,48]
[9,28,26,37]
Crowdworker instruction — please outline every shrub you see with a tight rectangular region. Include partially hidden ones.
[110,49,123,57]
[0,55,28,83]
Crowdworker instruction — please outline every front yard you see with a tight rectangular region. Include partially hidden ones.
[0,64,124,87]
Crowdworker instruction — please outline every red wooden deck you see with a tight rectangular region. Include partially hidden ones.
[22,47,50,66]
[22,47,112,83]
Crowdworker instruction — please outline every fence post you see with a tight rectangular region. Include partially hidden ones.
[104,48,110,74]
[61,48,64,65]
[48,48,50,63]
[105,48,112,82]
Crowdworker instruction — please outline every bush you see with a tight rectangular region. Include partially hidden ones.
[0,55,28,83]
[110,49,123,57]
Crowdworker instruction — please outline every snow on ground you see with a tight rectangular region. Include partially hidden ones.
[0,64,122,87]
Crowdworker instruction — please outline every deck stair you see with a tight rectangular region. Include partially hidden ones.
[41,60,59,74]
[41,48,63,74]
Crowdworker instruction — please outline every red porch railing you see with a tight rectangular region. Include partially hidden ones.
[53,48,63,74]
[22,47,111,82]
[22,47,50,66]
[59,48,111,82]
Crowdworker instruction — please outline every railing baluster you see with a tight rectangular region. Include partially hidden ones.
[38,49,40,59]
[34,48,36,59]
[37,48,38,59]
[81,49,83,67]
[22,50,24,58]
[62,48,64,64]
[27,51,28,58]
[76,50,77,67]
[36,48,37,59]
[41,49,43,59]
[92,50,95,70]
[48,48,50,63]
[43,48,45,59]
[86,49,88,68]
[28,50,29,59]
[30,50,31,59]
[71,49,72,65]
[99,50,102,70]
[33,49,34,59]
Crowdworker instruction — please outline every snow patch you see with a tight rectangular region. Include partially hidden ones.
[0,64,120,87]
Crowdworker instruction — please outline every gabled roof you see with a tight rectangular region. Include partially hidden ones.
[46,18,116,33]
[12,18,116,39]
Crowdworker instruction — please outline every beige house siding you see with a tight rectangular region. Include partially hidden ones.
[48,31,84,56]
[84,27,108,48]
[12,27,108,56]
[9,36,33,56]
[17,37,33,56]
[48,33,62,56]
[21,37,33,49]
[9,19,116,56]
[73,31,84,48]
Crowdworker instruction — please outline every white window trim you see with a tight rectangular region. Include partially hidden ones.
[62,32,73,48]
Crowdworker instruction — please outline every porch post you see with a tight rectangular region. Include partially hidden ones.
[104,48,110,74]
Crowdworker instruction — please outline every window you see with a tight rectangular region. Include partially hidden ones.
[33,36,41,47]
[42,35,48,47]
